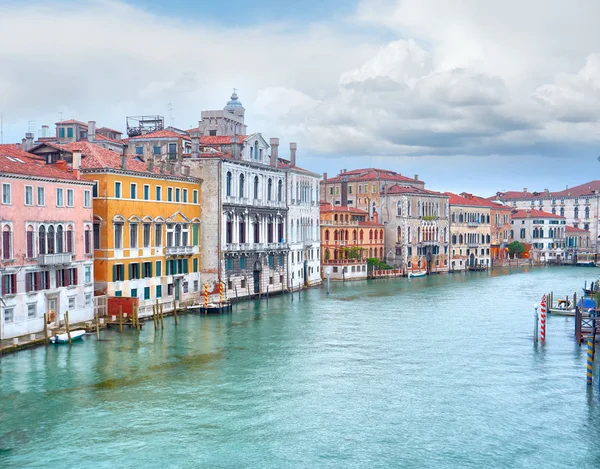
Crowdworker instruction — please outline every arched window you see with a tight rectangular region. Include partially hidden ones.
[254,176,259,199]
[459,234,463,244]
[574,207,579,219]
[452,234,457,244]
[278,180,283,202]
[397,227,402,242]
[2,225,12,260]
[325,230,330,241]
[175,224,182,246]
[47,226,55,254]
[380,229,384,240]
[353,230,357,241]
[56,225,64,253]
[334,230,338,241]
[226,171,232,196]
[585,206,590,219]
[254,141,258,160]
[26,225,35,258]
[396,201,402,217]
[38,225,46,255]
[560,207,565,217]
[360,230,364,242]
[267,179,272,201]
[369,230,373,240]
[374,230,378,241]
[451,212,455,222]
[239,174,244,198]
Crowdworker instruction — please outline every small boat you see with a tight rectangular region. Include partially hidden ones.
[408,271,427,278]
[49,330,86,344]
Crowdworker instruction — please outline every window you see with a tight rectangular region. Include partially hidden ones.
[144,287,150,300]
[37,187,45,206]
[143,262,152,278]
[84,190,91,208]
[168,187,173,202]
[239,174,245,198]
[267,179,272,201]
[193,190,198,204]
[131,288,138,298]
[155,224,163,246]
[4,307,14,323]
[84,227,92,255]
[68,296,76,309]
[226,172,232,197]
[26,228,35,258]
[143,185,150,200]
[59,128,65,138]
[193,258,199,272]
[130,184,137,199]
[240,256,245,270]
[129,263,140,280]
[278,180,282,202]
[135,146,143,155]
[156,260,162,276]
[28,303,36,319]
[143,223,151,247]
[85,293,92,306]
[56,188,64,207]
[2,226,12,260]
[113,264,125,281]
[93,223,100,250]
[66,189,74,207]
[2,273,17,295]
[253,176,259,199]
[115,182,122,198]
[175,188,180,202]
[153,145,161,155]
[156,285,162,298]
[130,224,138,248]
[114,223,123,249]
[25,185,33,206]
[1,183,10,205]
[183,189,188,203]
[168,143,177,159]
[84,265,91,283]
[115,290,122,297]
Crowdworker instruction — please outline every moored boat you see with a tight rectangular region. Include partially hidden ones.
[49,330,86,344]
[408,271,427,278]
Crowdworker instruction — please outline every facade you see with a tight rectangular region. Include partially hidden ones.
[447,193,492,271]
[492,181,600,252]
[380,185,450,274]
[30,142,203,309]
[279,144,321,290]
[565,226,592,262]
[511,209,566,263]
[490,202,512,262]
[186,93,289,299]
[0,145,95,339]
[320,204,384,280]
[320,168,425,214]
[126,129,192,161]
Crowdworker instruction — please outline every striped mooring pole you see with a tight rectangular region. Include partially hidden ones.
[540,294,547,344]
[204,283,209,309]
[587,335,594,385]
[219,282,223,305]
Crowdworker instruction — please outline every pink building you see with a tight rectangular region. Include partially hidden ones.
[0,145,95,339]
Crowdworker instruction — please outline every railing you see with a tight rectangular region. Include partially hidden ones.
[321,220,359,226]
[38,253,71,265]
[467,222,480,227]
[226,242,288,251]
[420,240,440,246]
[467,242,479,248]
[165,245,194,255]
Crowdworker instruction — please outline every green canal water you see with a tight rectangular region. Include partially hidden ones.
[2,267,600,468]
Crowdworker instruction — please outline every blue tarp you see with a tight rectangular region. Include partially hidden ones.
[578,298,596,309]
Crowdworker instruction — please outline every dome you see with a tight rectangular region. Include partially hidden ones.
[225,90,243,110]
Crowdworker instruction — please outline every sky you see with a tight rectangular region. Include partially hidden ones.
[1,0,599,196]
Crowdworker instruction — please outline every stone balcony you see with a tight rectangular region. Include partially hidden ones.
[165,245,194,256]
[38,253,72,266]
[467,222,480,227]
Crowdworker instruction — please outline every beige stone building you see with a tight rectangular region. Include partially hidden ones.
[320,168,424,216]
[447,193,492,271]
[381,185,450,274]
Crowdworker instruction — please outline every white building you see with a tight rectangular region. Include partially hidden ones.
[279,143,321,290]
[188,93,289,299]
[511,209,566,263]
[492,180,600,252]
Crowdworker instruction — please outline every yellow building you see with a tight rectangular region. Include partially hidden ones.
[31,142,202,308]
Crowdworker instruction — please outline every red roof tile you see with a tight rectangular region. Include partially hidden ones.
[323,168,423,184]
[445,192,496,207]
[129,129,191,141]
[493,181,600,200]
[320,204,368,215]
[199,135,245,145]
[0,144,80,181]
[511,209,564,219]
[566,225,589,233]
[97,126,122,134]
[92,133,124,145]
[385,184,446,196]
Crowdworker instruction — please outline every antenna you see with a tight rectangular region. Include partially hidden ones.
[167,103,173,127]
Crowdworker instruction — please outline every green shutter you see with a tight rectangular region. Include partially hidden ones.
[192,224,198,245]
[139,263,142,279]
[149,262,153,277]
[183,259,188,274]
[113,264,117,281]
[193,258,198,272]
[156,261,161,277]
[166,261,170,276]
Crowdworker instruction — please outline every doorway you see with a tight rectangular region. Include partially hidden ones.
[253,270,260,294]
[47,296,59,326]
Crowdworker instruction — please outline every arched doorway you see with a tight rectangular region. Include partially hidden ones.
[253,260,262,294]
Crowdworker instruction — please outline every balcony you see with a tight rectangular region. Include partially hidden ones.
[38,253,71,265]
[165,245,194,255]
[467,222,480,227]
[467,242,479,248]
[321,220,359,226]
[420,240,440,247]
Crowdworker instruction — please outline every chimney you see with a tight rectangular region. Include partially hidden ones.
[414,174,419,181]
[290,142,297,167]
[121,153,127,170]
[72,150,81,170]
[270,138,279,167]
[229,136,240,160]
[544,188,549,196]
[323,172,327,181]
[21,138,26,150]
[523,187,527,194]
[56,160,67,170]
[148,158,154,173]
[88,121,96,142]
[41,125,49,138]
[24,132,34,151]
[191,131,199,159]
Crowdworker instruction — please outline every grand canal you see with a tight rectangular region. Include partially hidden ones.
[2,266,600,468]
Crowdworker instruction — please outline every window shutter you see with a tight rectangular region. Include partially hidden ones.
[166,261,170,276]
[139,263,142,280]
[183,259,188,274]
[149,262,153,277]
[192,224,198,245]
[128,263,132,280]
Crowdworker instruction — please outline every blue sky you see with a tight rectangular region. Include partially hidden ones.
[0,0,599,195]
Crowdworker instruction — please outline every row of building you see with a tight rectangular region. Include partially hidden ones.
[0,91,596,339]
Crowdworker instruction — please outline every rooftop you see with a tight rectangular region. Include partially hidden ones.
[566,225,590,233]
[129,129,191,141]
[493,180,600,200]
[0,144,79,180]
[384,184,446,197]
[511,209,564,219]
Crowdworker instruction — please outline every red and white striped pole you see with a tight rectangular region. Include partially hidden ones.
[540,294,547,344]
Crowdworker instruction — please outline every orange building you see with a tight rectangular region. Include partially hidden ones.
[319,204,385,279]
[489,201,512,261]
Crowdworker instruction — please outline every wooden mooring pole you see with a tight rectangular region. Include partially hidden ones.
[160,304,164,329]
[65,311,72,345]
[43,313,49,345]
[173,300,178,325]
[119,306,123,333]
[95,311,100,340]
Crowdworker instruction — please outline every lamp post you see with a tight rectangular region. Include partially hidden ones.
[326,268,331,295]
[533,303,539,343]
